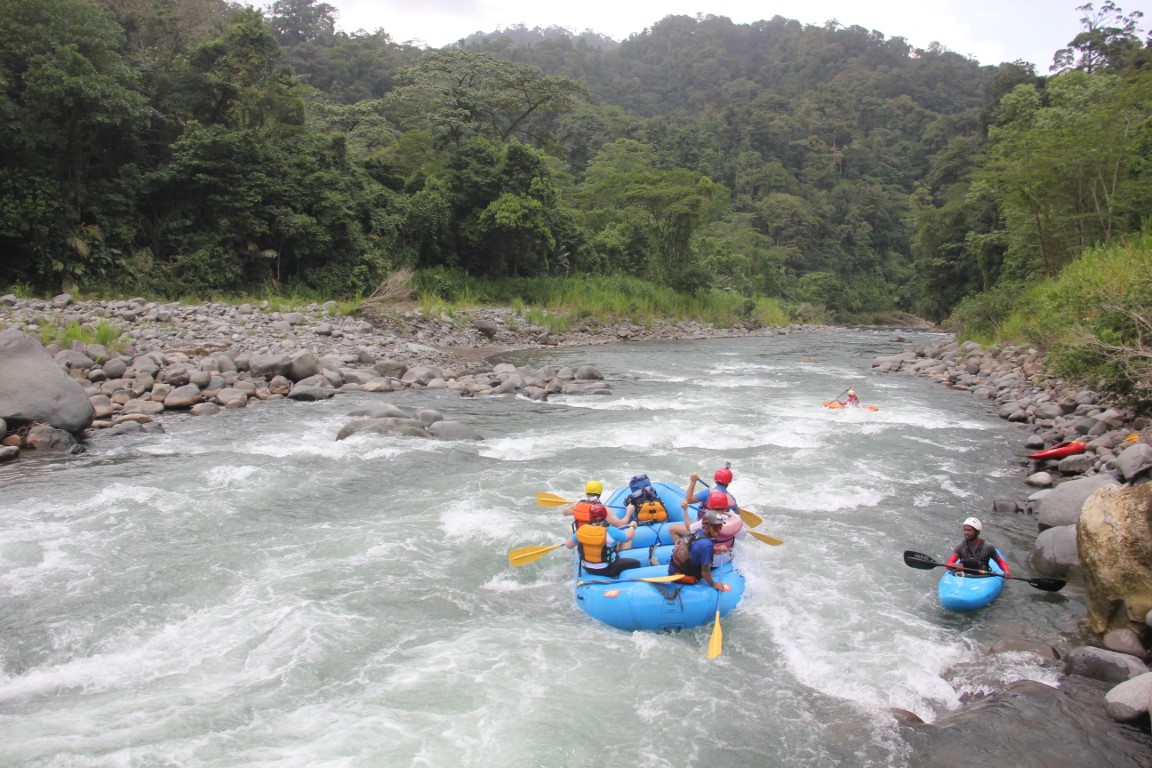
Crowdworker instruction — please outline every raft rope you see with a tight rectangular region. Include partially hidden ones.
[647,581,684,605]
[646,522,667,565]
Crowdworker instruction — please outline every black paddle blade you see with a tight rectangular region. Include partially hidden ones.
[903,550,942,570]
[1026,577,1066,592]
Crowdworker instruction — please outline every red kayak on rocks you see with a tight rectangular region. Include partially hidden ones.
[1027,440,1086,460]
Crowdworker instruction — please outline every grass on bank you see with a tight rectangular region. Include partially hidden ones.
[3,269,824,337]
[947,230,1152,407]
[39,320,128,353]
[394,270,806,329]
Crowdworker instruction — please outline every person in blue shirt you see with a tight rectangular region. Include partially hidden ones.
[667,509,731,591]
[669,467,741,551]
[686,467,738,513]
[564,502,641,577]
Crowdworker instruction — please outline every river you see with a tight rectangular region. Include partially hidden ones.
[0,330,1143,766]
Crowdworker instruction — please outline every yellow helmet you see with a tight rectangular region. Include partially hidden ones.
[585,480,603,495]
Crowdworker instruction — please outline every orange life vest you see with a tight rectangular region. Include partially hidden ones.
[571,499,600,531]
[575,522,612,564]
[635,500,667,523]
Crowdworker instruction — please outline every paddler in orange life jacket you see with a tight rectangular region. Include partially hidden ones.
[564,502,642,578]
[562,480,634,542]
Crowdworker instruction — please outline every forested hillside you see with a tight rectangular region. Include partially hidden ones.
[1,0,1148,326]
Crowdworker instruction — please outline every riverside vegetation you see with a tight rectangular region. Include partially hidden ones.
[1,2,1149,329]
[3,0,1152,751]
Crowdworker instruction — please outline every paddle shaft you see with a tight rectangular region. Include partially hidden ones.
[902,550,1064,592]
[960,568,1066,590]
[576,574,684,585]
[693,481,778,542]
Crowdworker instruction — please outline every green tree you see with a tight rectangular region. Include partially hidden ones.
[389,49,588,148]
[579,139,724,290]
[0,0,151,288]
[979,71,1152,280]
[266,0,337,45]
[1052,2,1145,73]
[171,7,305,130]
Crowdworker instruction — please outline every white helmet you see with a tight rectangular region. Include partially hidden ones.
[962,516,982,531]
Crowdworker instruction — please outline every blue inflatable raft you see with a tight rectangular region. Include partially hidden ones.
[938,557,1004,612]
[572,480,746,631]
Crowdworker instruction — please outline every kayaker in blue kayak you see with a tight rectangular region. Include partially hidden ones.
[945,517,1011,578]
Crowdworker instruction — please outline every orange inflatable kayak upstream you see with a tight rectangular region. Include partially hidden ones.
[1027,440,1086,460]
[822,401,880,412]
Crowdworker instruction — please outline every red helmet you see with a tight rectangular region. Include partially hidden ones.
[588,503,608,522]
[707,491,729,510]
[714,468,733,485]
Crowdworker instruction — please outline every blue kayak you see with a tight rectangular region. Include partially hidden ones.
[938,557,1005,612]
[573,479,746,631]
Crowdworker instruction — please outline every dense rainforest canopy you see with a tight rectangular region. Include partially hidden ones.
[0,0,1149,327]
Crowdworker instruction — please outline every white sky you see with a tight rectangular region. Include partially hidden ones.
[298,0,1133,72]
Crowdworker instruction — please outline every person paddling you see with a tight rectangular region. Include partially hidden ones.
[670,469,743,563]
[667,508,731,591]
[564,502,641,578]
[945,517,1011,578]
[845,389,860,407]
[562,479,634,536]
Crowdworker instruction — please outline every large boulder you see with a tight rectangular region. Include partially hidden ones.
[1115,442,1152,483]
[1036,474,1120,529]
[1077,483,1152,636]
[427,420,483,440]
[287,349,321,382]
[24,424,80,451]
[472,318,498,338]
[335,417,428,440]
[1104,672,1152,721]
[346,402,409,419]
[1029,524,1080,578]
[247,353,292,379]
[400,366,440,386]
[1064,646,1149,683]
[0,328,95,433]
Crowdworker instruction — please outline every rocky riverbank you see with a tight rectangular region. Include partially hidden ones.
[875,337,1152,743]
[0,292,832,456]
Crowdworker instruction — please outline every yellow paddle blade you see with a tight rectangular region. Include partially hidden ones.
[746,529,783,546]
[536,492,574,508]
[737,508,763,528]
[507,543,564,567]
[707,610,723,659]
